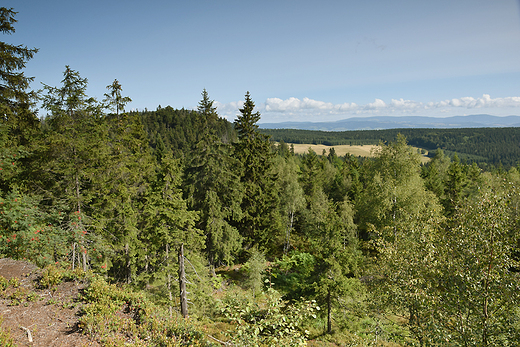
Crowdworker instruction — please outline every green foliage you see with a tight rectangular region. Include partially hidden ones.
[241,249,267,296]
[0,189,66,265]
[38,264,63,288]
[432,188,520,345]
[271,251,316,300]
[421,148,451,199]
[38,264,87,289]
[139,105,236,158]
[357,134,439,239]
[220,287,319,346]
[273,156,305,254]
[7,277,19,288]
[4,11,520,344]
[261,127,520,168]
[0,276,8,292]
[373,175,520,345]
[233,92,283,253]
[0,7,39,148]
[140,153,203,289]
[0,317,15,347]
[103,79,132,115]
[184,90,244,267]
[80,275,214,346]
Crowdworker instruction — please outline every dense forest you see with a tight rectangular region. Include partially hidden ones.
[1,7,520,346]
[261,127,520,169]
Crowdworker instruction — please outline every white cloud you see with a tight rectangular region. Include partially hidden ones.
[214,100,244,120]
[428,94,520,110]
[215,94,520,122]
[365,98,386,110]
[390,98,422,110]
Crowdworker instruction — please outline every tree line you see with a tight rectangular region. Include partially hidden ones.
[261,127,520,169]
[2,7,520,345]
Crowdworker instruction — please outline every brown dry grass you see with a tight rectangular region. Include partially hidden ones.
[290,143,379,157]
[289,143,430,163]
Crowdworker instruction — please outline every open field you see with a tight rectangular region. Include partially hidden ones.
[290,143,378,157]
[289,143,430,163]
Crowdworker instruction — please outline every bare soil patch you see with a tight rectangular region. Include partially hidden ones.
[0,258,99,347]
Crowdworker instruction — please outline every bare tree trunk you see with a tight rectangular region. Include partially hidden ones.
[72,243,76,270]
[327,290,332,333]
[179,243,188,318]
[166,244,173,318]
[82,250,87,271]
[284,211,295,255]
[125,242,131,284]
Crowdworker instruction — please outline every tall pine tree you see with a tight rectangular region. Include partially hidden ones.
[0,7,39,192]
[233,92,282,253]
[40,66,107,270]
[184,89,244,268]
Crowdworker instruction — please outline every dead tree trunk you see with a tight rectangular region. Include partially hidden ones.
[166,244,173,318]
[72,243,76,270]
[179,243,188,318]
[327,290,332,333]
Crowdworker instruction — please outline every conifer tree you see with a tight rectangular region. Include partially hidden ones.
[233,92,282,252]
[298,148,362,333]
[309,198,361,334]
[141,153,203,313]
[422,148,450,200]
[443,153,466,217]
[184,89,244,268]
[103,79,132,116]
[0,7,39,193]
[0,7,39,149]
[92,111,155,281]
[40,66,107,270]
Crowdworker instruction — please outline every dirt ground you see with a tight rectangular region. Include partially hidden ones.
[0,258,99,347]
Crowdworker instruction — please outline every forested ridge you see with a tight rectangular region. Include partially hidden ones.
[1,7,520,346]
[261,127,520,168]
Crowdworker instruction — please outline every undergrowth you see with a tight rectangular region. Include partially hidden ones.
[79,275,215,346]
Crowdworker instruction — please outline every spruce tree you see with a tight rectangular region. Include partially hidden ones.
[92,111,155,282]
[40,66,107,270]
[184,89,244,268]
[443,153,466,217]
[298,148,362,333]
[0,7,39,148]
[103,79,132,116]
[141,153,203,313]
[0,7,39,193]
[233,92,282,253]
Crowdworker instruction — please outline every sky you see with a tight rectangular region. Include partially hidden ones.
[4,0,520,123]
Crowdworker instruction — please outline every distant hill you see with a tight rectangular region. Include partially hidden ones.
[259,114,520,131]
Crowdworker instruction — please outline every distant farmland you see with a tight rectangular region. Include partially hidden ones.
[289,143,430,163]
[290,144,378,157]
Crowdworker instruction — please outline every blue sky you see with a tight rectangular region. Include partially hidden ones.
[4,0,520,123]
